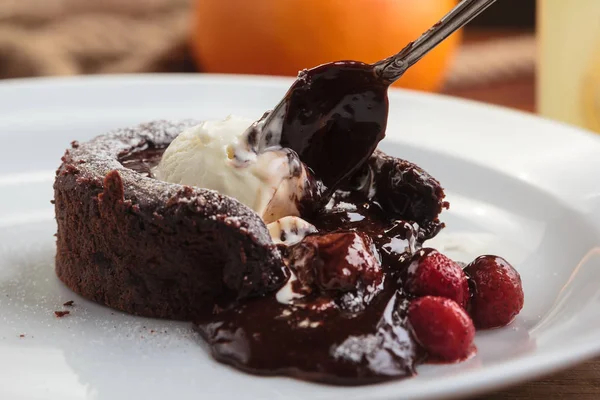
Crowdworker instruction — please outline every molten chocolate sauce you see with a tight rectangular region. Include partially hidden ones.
[195,192,425,385]
[196,288,420,385]
[249,62,390,200]
[118,144,165,177]
[280,63,389,192]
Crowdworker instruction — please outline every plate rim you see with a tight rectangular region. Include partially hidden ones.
[1,72,599,142]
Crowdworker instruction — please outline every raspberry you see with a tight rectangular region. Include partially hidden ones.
[464,255,524,329]
[289,231,382,292]
[405,248,469,309]
[407,296,475,361]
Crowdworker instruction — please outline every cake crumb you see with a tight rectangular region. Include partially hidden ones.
[71,140,80,149]
[63,300,74,306]
[19,334,25,338]
[54,310,70,318]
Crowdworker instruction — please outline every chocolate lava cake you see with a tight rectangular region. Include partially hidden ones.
[54,119,446,321]
[54,120,289,320]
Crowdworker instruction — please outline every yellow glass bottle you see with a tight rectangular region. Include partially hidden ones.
[538,0,600,133]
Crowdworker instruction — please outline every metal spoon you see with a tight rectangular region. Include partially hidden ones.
[374,0,498,84]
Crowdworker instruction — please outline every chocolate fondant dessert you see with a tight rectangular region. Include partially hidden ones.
[54,120,288,320]
[54,117,445,321]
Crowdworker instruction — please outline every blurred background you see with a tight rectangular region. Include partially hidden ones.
[0,0,535,105]
[0,0,597,132]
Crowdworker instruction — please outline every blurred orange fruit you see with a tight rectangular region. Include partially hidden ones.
[191,0,461,92]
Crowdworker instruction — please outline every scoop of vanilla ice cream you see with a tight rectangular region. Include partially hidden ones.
[153,115,306,223]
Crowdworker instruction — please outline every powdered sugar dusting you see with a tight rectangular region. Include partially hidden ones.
[0,225,198,351]
[59,119,276,248]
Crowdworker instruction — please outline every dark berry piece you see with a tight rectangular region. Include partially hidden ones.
[289,231,382,293]
[405,248,469,309]
[407,296,475,361]
[464,255,524,329]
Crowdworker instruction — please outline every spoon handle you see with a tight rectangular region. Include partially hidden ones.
[374,0,498,84]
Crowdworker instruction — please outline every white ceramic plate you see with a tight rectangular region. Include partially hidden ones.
[1,75,600,400]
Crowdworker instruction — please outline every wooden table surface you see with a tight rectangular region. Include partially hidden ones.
[441,49,600,399]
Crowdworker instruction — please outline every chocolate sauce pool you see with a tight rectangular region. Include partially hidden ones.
[197,286,419,385]
[118,146,435,385]
[195,192,427,385]
[118,144,164,177]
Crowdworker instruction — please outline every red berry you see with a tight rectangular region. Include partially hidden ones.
[405,248,469,309]
[464,255,524,329]
[407,296,475,361]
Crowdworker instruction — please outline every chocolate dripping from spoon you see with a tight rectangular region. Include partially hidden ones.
[245,0,498,212]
